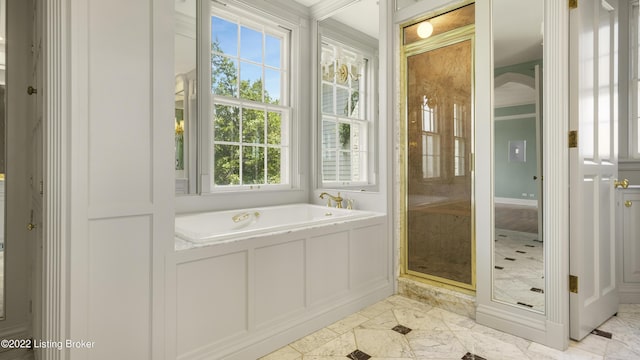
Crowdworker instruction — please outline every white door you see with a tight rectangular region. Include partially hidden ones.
[569,0,619,341]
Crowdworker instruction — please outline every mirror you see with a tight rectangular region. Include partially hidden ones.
[0,0,5,319]
[174,0,197,195]
[492,0,544,312]
[316,0,379,188]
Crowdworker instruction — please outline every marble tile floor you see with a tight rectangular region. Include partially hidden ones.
[260,295,640,360]
[494,228,544,312]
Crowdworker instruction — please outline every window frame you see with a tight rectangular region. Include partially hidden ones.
[318,22,378,190]
[420,96,441,180]
[453,101,467,177]
[199,1,299,193]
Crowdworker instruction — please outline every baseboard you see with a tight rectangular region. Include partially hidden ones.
[475,305,569,351]
[230,284,393,360]
[544,319,568,351]
[495,197,538,207]
[476,304,548,346]
[182,281,393,360]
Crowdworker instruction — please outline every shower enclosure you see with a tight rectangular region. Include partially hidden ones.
[401,3,475,290]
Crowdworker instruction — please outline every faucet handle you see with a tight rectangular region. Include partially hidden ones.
[346,199,354,210]
[335,192,343,208]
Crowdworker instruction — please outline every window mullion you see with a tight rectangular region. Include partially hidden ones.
[263,110,268,184]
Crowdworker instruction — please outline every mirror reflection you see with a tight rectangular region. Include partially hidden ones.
[174,0,196,195]
[493,0,544,312]
[0,0,5,319]
[316,0,378,187]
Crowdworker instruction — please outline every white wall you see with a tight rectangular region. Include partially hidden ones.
[66,0,174,358]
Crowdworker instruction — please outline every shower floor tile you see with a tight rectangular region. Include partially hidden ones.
[259,296,640,360]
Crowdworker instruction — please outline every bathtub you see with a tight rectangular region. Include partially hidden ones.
[175,203,382,246]
[172,203,392,360]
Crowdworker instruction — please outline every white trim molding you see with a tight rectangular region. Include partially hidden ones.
[43,0,69,359]
[494,72,536,89]
[494,197,538,207]
[543,0,570,350]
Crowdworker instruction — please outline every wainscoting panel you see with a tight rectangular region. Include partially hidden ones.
[255,240,306,327]
[176,251,248,356]
[350,224,386,288]
[88,216,152,360]
[308,231,350,306]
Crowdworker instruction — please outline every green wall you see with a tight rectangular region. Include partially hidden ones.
[493,59,542,201]
[494,117,538,200]
[495,59,542,78]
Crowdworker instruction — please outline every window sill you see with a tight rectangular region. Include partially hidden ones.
[320,183,378,192]
[175,187,307,214]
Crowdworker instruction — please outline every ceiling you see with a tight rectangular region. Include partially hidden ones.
[175,0,543,71]
[294,0,379,39]
[492,0,543,67]
[297,0,543,67]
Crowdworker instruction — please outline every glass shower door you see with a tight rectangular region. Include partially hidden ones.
[403,10,475,289]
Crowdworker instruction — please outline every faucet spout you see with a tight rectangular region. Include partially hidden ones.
[319,192,343,208]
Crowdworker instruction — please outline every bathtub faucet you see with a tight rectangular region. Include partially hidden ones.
[232,212,251,223]
[232,211,260,223]
[319,192,343,208]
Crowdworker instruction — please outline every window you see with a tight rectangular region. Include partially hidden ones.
[210,10,291,189]
[453,102,466,177]
[421,96,440,179]
[321,39,370,185]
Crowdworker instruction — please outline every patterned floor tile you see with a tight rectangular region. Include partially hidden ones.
[270,295,640,360]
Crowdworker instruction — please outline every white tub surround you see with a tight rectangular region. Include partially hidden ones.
[172,204,392,360]
[175,203,383,247]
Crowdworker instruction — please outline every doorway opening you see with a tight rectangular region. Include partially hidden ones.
[400,3,476,291]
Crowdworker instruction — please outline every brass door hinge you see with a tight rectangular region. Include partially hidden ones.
[570,275,578,293]
[569,130,578,148]
[569,0,578,9]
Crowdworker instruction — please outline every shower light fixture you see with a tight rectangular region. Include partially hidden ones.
[417,21,433,39]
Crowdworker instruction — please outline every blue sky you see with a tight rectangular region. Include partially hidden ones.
[212,16,282,101]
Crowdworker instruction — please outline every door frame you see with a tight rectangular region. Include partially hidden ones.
[472,0,570,351]
[40,0,70,357]
[399,16,477,292]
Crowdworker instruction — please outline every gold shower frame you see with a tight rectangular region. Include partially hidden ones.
[399,8,476,293]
